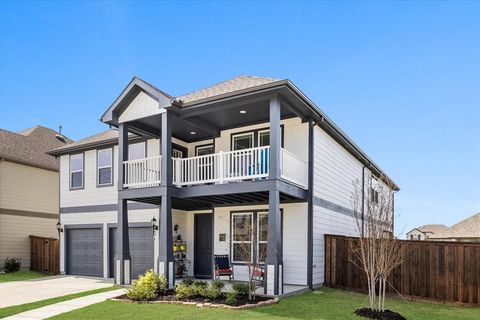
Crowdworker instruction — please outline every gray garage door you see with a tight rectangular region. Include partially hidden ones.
[109,227,154,279]
[67,228,103,277]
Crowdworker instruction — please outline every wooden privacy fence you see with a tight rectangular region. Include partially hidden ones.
[324,234,480,305]
[30,235,59,274]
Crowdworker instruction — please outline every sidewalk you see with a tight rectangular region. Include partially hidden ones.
[3,288,125,320]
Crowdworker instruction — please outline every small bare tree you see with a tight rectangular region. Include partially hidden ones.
[351,174,403,312]
[233,214,269,302]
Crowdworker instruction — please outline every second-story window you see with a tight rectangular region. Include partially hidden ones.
[70,153,84,189]
[129,142,146,160]
[97,148,113,186]
[232,132,253,150]
[258,130,270,147]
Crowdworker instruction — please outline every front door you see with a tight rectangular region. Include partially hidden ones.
[194,213,213,278]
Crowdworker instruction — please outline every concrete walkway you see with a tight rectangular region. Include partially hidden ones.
[3,288,125,320]
[0,276,114,308]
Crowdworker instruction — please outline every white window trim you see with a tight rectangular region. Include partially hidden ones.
[195,144,214,156]
[69,153,84,189]
[97,148,113,186]
[172,149,183,159]
[257,130,270,147]
[231,212,253,263]
[232,132,254,151]
[257,211,268,263]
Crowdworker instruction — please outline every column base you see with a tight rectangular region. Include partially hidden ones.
[115,258,131,285]
[158,259,175,288]
[265,263,283,296]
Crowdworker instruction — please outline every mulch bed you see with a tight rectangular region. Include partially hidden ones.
[355,308,406,320]
[111,292,277,310]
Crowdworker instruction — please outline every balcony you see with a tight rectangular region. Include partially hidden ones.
[123,147,307,189]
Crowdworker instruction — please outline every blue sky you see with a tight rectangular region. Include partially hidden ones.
[1,1,479,236]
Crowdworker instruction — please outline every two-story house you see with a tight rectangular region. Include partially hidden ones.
[48,76,398,296]
[0,125,71,268]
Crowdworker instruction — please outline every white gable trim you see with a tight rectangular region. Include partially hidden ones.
[119,91,166,123]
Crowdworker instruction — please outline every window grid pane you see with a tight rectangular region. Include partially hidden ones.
[233,133,253,150]
[232,213,253,262]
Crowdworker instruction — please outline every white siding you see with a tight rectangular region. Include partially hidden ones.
[311,126,363,286]
[119,91,164,123]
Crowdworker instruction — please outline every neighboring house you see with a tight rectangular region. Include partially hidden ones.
[48,75,399,296]
[0,126,71,268]
[406,224,448,240]
[428,212,480,242]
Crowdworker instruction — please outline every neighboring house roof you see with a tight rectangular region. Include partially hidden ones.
[177,75,280,105]
[0,125,72,171]
[407,224,449,235]
[430,212,480,239]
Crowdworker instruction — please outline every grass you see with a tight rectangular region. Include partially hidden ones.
[49,287,480,320]
[0,286,120,318]
[0,270,49,283]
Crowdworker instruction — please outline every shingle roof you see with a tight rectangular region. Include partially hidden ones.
[414,224,449,234]
[177,75,280,104]
[430,213,480,239]
[0,125,72,171]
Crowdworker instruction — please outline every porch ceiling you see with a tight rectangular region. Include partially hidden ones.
[128,191,303,211]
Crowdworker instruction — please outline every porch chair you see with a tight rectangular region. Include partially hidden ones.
[214,254,234,281]
[251,265,265,286]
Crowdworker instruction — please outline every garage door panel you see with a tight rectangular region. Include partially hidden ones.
[109,227,153,279]
[67,228,103,277]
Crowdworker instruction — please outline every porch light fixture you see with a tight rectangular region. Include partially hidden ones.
[190,131,196,135]
[151,217,159,231]
[239,110,247,114]
[56,221,63,233]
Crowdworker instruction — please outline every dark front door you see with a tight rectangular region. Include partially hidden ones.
[194,213,213,278]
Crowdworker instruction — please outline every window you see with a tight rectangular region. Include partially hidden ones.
[97,148,113,186]
[231,213,253,262]
[257,212,268,262]
[410,235,414,240]
[196,145,214,156]
[172,148,184,158]
[70,153,84,189]
[371,188,379,204]
[258,130,270,147]
[417,235,421,240]
[232,132,253,150]
[128,142,145,160]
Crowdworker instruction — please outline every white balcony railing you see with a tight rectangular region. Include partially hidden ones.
[123,156,162,188]
[173,146,270,186]
[122,148,308,189]
[281,148,308,188]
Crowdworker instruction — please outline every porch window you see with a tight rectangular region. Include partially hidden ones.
[70,153,84,189]
[232,132,253,150]
[196,145,214,156]
[97,148,113,186]
[231,213,253,262]
[257,212,268,262]
[128,142,146,160]
[258,130,270,147]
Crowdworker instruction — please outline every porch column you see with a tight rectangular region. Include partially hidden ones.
[115,123,131,284]
[269,96,281,180]
[265,96,283,296]
[158,111,175,288]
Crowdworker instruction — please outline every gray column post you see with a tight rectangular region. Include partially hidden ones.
[158,111,175,288]
[265,96,283,295]
[115,123,131,285]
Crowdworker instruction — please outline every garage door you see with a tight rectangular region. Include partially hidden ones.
[67,228,103,277]
[109,227,154,279]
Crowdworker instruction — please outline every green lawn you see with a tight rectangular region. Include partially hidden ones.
[0,270,49,283]
[0,286,120,318]
[49,287,480,320]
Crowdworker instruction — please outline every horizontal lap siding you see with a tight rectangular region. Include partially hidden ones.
[312,127,363,286]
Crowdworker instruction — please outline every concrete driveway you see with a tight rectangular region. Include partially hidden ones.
[0,275,114,308]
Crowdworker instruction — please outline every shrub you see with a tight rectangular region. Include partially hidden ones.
[232,282,249,297]
[200,284,223,300]
[4,258,21,273]
[181,276,194,286]
[192,280,208,288]
[127,269,163,301]
[175,283,197,300]
[225,291,238,306]
[211,279,225,290]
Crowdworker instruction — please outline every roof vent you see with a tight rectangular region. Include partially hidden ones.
[55,125,66,143]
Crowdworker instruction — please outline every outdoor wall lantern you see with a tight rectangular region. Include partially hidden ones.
[151,217,159,231]
[56,221,63,233]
